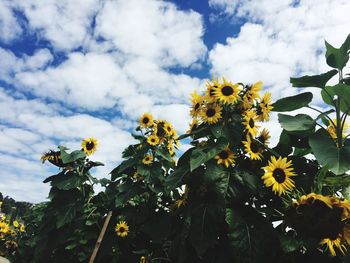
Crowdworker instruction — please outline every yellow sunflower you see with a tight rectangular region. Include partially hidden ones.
[327,118,349,140]
[40,151,64,167]
[190,91,204,117]
[81,137,98,156]
[0,222,9,234]
[147,134,160,146]
[215,147,236,168]
[13,220,19,228]
[213,78,240,105]
[320,236,347,257]
[142,154,153,165]
[163,121,174,136]
[140,256,147,263]
[257,128,271,145]
[205,78,220,103]
[242,110,260,137]
[20,224,25,233]
[139,113,154,128]
[242,81,262,109]
[257,92,273,121]
[115,220,129,238]
[242,136,263,160]
[167,143,175,156]
[187,118,199,134]
[200,103,222,124]
[261,156,297,196]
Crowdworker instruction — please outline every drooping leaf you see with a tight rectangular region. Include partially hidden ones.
[272,92,313,112]
[325,34,350,70]
[278,114,315,133]
[309,129,350,175]
[290,69,338,88]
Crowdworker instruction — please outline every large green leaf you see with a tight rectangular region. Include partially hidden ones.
[56,204,77,228]
[321,83,350,112]
[190,139,227,172]
[325,34,350,70]
[290,69,338,88]
[272,92,313,112]
[278,114,315,133]
[165,149,192,189]
[60,149,85,164]
[309,129,350,175]
[50,173,81,190]
[188,204,222,256]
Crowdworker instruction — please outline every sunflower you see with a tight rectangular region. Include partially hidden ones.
[82,137,98,156]
[187,118,199,134]
[147,134,160,146]
[200,103,222,124]
[261,156,296,196]
[242,110,260,137]
[40,151,64,167]
[257,128,271,145]
[163,121,174,136]
[256,92,273,121]
[320,237,347,257]
[190,91,204,117]
[215,147,236,168]
[213,78,240,105]
[242,81,262,109]
[327,118,349,140]
[167,143,175,156]
[13,220,19,228]
[20,224,25,233]
[242,136,263,160]
[115,220,129,238]
[0,222,9,234]
[139,113,154,128]
[142,154,153,165]
[205,78,220,103]
[140,256,147,263]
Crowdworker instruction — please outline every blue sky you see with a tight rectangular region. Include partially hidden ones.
[0,0,349,202]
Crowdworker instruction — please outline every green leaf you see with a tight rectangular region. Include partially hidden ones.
[273,130,292,156]
[309,129,350,175]
[56,204,77,228]
[155,147,173,162]
[60,149,85,164]
[272,92,313,112]
[278,114,315,133]
[325,34,350,70]
[290,69,338,88]
[190,139,227,172]
[51,173,81,190]
[321,84,350,112]
[188,204,222,256]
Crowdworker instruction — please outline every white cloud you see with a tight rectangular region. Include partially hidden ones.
[95,0,206,67]
[12,0,102,51]
[0,0,22,43]
[209,0,350,103]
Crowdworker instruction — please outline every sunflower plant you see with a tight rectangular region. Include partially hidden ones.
[15,139,105,263]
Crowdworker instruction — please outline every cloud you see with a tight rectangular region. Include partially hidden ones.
[12,0,102,51]
[95,0,206,67]
[0,0,22,43]
[209,0,350,104]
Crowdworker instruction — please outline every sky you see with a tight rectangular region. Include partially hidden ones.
[0,0,349,203]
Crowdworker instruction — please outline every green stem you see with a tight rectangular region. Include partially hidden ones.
[307,106,335,128]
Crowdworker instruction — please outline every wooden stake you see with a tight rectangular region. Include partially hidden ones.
[89,211,113,263]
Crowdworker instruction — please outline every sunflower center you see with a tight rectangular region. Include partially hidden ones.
[222,86,234,96]
[206,108,216,117]
[194,103,200,110]
[86,142,95,150]
[219,150,229,159]
[272,168,286,183]
[256,106,263,115]
[258,136,265,144]
[249,118,255,128]
[119,227,125,233]
[250,141,259,153]
[142,117,149,124]
[151,138,156,142]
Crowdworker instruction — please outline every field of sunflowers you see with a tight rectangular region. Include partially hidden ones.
[1,35,350,263]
